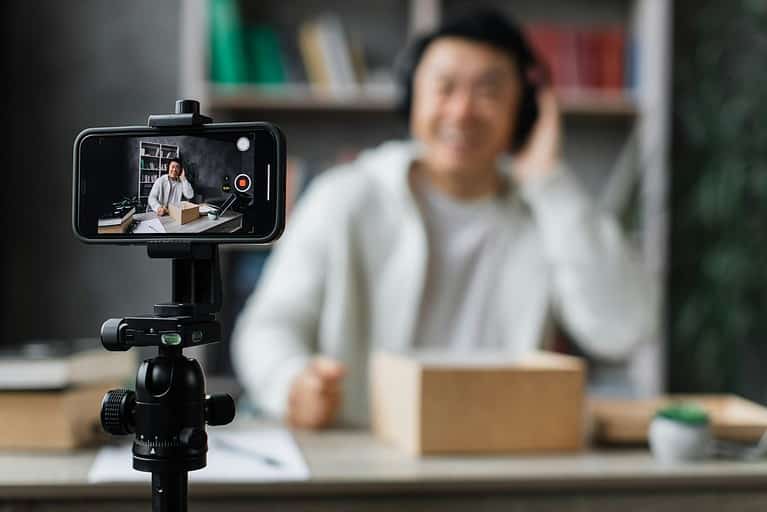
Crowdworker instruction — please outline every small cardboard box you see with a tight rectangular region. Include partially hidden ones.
[370,350,586,455]
[169,201,199,224]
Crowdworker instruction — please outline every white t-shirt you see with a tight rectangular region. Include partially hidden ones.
[411,171,512,350]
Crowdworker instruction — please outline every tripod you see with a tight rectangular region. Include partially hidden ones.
[98,101,235,512]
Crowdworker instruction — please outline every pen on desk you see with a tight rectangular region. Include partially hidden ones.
[213,437,282,468]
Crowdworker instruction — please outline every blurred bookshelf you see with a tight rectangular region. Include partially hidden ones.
[180,0,671,394]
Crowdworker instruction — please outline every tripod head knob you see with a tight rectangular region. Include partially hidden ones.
[205,393,236,426]
[101,388,136,435]
[101,318,129,351]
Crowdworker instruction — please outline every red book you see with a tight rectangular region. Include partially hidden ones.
[525,24,565,87]
[599,26,626,91]
[576,28,602,89]
[558,26,580,90]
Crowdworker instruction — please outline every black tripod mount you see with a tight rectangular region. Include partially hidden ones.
[98,100,235,512]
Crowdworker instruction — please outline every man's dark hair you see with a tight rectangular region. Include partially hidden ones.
[397,9,541,152]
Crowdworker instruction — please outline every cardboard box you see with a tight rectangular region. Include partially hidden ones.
[169,201,199,224]
[370,350,586,455]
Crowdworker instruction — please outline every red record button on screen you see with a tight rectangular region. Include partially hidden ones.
[234,173,251,193]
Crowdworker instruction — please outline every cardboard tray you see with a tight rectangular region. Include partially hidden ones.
[590,394,767,444]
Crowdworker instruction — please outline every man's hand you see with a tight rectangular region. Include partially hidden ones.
[513,88,562,185]
[287,357,346,429]
[157,207,168,216]
[180,168,187,181]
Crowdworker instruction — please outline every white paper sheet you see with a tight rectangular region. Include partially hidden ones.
[88,428,310,483]
[133,218,166,234]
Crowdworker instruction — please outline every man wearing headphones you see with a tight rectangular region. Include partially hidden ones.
[232,10,658,428]
[147,157,194,216]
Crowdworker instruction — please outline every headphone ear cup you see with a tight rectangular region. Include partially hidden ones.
[395,35,435,120]
[394,42,420,119]
[511,80,540,152]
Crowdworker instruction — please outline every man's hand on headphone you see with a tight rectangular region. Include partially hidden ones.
[513,87,561,185]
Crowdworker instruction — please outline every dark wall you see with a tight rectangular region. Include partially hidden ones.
[123,136,244,201]
[0,0,181,343]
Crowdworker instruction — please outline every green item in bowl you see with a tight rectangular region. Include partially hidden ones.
[655,403,710,426]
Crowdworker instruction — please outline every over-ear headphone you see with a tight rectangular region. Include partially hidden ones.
[396,9,542,153]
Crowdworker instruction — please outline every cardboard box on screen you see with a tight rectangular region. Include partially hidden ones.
[370,350,586,455]
[169,201,200,224]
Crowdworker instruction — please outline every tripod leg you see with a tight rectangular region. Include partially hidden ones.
[152,472,188,512]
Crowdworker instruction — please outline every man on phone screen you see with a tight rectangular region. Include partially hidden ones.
[148,157,194,216]
[232,9,659,429]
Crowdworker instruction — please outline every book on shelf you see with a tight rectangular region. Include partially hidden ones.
[298,15,362,96]
[316,14,358,92]
[210,0,248,83]
[299,21,331,90]
[0,339,136,391]
[206,9,632,103]
[208,5,378,97]
[277,27,308,84]
[247,25,287,85]
[525,24,631,94]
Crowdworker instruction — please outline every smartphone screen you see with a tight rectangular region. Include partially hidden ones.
[73,123,285,243]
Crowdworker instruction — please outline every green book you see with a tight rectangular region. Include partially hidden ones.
[209,0,247,84]
[247,25,286,85]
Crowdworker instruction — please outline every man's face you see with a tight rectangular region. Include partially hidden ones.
[410,37,521,178]
[168,161,181,179]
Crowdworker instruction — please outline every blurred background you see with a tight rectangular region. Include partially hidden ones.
[1,0,765,404]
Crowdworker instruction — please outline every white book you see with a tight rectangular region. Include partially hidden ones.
[98,207,136,227]
[0,339,135,390]
[316,14,358,95]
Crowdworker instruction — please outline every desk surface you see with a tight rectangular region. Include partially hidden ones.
[134,208,242,234]
[2,420,767,501]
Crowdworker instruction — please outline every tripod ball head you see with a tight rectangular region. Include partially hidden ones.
[100,346,235,473]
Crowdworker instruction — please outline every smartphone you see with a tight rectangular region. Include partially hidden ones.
[72,123,285,244]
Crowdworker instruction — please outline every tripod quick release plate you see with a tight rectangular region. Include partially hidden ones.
[101,316,221,351]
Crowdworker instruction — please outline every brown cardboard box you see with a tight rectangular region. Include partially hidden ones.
[370,350,586,455]
[169,201,199,224]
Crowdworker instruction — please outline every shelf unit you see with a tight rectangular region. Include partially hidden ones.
[179,0,671,393]
[206,83,639,117]
[138,141,179,204]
